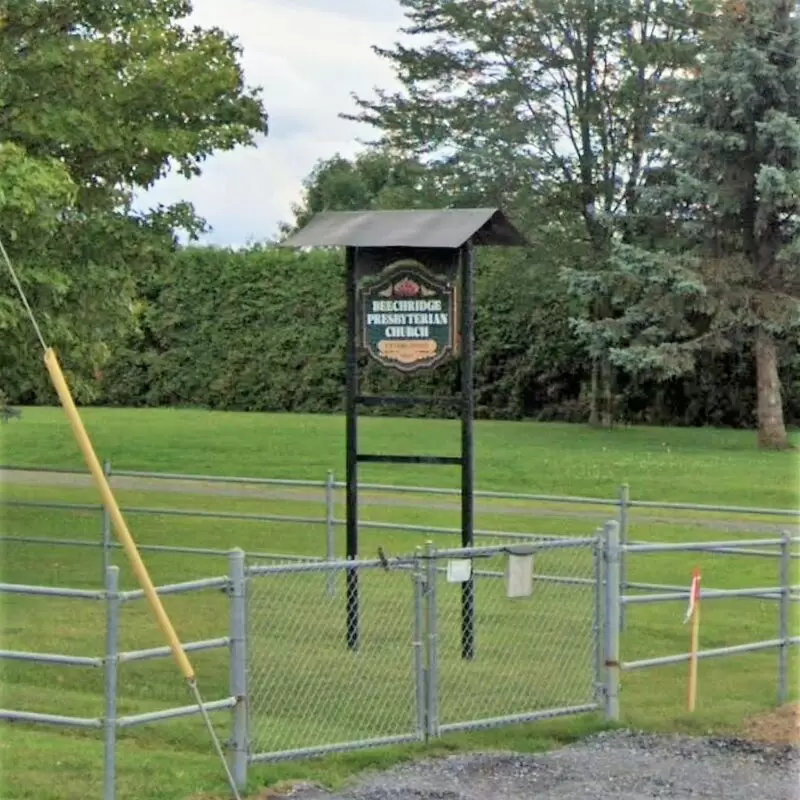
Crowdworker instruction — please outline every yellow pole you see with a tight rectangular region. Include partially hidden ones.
[687,570,701,713]
[44,347,195,682]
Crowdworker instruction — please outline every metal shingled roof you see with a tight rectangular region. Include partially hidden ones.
[279,208,526,249]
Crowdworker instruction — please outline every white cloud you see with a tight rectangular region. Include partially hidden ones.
[136,0,406,246]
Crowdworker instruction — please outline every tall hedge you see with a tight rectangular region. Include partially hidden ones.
[91,243,799,427]
[102,246,346,411]
[98,244,590,419]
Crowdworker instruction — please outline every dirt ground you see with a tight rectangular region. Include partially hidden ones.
[741,703,800,745]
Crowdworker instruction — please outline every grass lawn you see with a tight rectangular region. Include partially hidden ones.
[0,406,798,800]
[2,406,798,505]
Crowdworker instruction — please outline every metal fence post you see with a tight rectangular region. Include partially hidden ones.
[618,484,629,632]
[424,541,439,739]
[412,548,427,741]
[229,548,248,790]
[593,529,604,703]
[102,459,113,580]
[603,520,621,722]
[778,531,790,704]
[104,565,120,800]
[325,470,336,596]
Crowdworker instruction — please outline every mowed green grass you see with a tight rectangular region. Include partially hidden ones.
[2,406,798,504]
[0,407,798,800]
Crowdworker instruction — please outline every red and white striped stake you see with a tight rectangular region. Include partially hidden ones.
[685,567,702,712]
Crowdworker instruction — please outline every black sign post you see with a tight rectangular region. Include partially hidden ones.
[344,245,360,649]
[459,242,476,659]
[281,209,525,659]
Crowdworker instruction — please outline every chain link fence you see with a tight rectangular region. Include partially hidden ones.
[247,559,423,760]
[430,540,599,734]
[246,537,600,762]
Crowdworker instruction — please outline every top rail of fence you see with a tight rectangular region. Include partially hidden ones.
[0,464,326,488]
[0,574,231,602]
[625,499,798,516]
[623,536,799,554]
[1,464,91,476]
[2,463,798,518]
[340,482,799,517]
[117,469,323,489]
[0,582,104,600]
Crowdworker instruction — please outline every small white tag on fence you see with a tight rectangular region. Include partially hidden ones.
[506,554,534,598]
[446,559,472,583]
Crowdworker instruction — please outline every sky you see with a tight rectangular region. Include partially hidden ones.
[136,0,407,247]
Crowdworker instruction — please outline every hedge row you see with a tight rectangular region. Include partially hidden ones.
[87,245,800,427]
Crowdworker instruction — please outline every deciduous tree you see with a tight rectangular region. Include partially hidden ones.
[280,150,438,235]
[0,0,269,402]
[345,0,700,426]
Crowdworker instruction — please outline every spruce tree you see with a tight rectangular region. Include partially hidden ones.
[601,0,799,446]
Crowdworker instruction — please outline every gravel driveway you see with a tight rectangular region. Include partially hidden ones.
[283,732,798,800]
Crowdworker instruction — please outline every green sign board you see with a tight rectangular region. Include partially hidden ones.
[359,260,458,372]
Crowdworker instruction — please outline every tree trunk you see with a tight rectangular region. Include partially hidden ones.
[589,359,600,427]
[601,355,614,428]
[755,330,789,450]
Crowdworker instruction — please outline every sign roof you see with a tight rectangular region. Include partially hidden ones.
[279,208,526,249]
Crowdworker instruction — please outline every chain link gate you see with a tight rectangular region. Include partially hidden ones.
[428,538,601,735]
[246,558,423,762]
[245,537,600,764]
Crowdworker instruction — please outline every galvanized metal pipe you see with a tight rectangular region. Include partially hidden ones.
[5,463,798,518]
[603,521,621,721]
[116,697,237,729]
[0,650,102,668]
[618,484,629,632]
[0,536,322,563]
[0,583,104,600]
[104,566,120,800]
[622,586,793,605]
[228,549,248,789]
[334,517,552,541]
[101,459,113,584]
[117,637,230,664]
[624,538,794,554]
[436,703,601,735]
[779,533,791,703]
[325,470,336,597]
[114,469,324,488]
[425,541,439,739]
[593,534,604,703]
[622,637,800,671]
[248,733,421,765]
[120,575,229,602]
[0,709,102,728]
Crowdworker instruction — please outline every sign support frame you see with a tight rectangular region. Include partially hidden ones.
[344,242,477,659]
[278,207,526,661]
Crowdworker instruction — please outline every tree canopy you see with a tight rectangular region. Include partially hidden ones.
[1,0,797,446]
[0,0,269,402]
[342,0,799,447]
